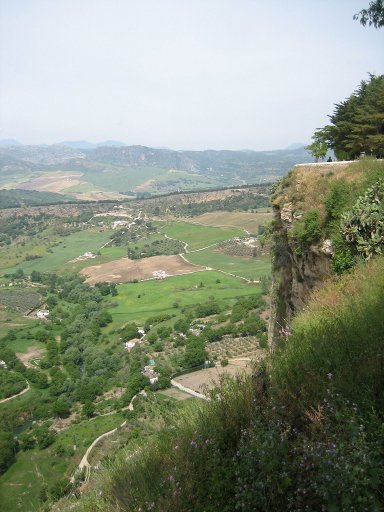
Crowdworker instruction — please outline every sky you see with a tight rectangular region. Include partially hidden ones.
[0,0,383,151]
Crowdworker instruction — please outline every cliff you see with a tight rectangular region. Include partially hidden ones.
[268,159,384,347]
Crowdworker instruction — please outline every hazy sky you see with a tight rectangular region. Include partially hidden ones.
[0,0,383,150]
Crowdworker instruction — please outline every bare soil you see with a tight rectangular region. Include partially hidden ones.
[173,360,251,393]
[16,346,45,368]
[158,388,192,400]
[18,174,83,193]
[81,255,204,284]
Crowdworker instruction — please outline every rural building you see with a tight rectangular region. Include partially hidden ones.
[36,310,49,319]
[142,367,159,384]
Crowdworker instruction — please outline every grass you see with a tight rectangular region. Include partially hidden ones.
[64,245,128,273]
[157,221,243,251]
[108,271,261,327]
[3,228,115,275]
[0,413,124,512]
[185,249,271,281]
[82,165,167,192]
[0,309,35,338]
[4,336,46,354]
[190,211,273,233]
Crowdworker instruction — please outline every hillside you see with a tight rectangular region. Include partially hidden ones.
[0,189,72,208]
[0,144,313,199]
[54,158,384,512]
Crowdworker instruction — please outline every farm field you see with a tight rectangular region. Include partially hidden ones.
[173,360,252,394]
[157,221,243,251]
[0,288,42,313]
[108,271,261,327]
[81,254,203,284]
[4,228,115,274]
[64,245,128,273]
[189,211,273,232]
[0,309,34,338]
[185,249,271,281]
[0,413,124,512]
[81,165,167,193]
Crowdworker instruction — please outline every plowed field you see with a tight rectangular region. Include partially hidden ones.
[81,255,204,284]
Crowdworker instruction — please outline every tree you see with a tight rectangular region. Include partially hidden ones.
[183,336,207,368]
[354,1,384,28]
[313,75,384,160]
[0,431,17,474]
[305,131,328,162]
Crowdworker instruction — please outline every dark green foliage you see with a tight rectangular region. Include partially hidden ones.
[354,0,384,28]
[153,342,164,352]
[128,237,184,259]
[121,323,139,341]
[183,336,207,368]
[0,431,17,474]
[324,179,351,222]
[239,314,267,336]
[231,294,265,322]
[0,370,26,399]
[316,75,384,159]
[82,401,95,418]
[195,301,221,318]
[340,179,384,260]
[35,425,56,449]
[292,209,322,252]
[0,189,70,209]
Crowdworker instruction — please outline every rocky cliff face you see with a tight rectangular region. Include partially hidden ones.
[268,199,332,347]
[268,161,357,348]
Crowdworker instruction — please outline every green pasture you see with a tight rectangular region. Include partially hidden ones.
[0,309,35,338]
[109,271,260,326]
[82,165,166,192]
[147,169,223,193]
[3,228,115,275]
[156,221,243,251]
[0,413,124,512]
[65,245,128,273]
[185,249,271,281]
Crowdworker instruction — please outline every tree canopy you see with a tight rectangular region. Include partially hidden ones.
[354,0,384,28]
[314,75,384,160]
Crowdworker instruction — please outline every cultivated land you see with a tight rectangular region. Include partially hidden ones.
[2,228,115,274]
[173,360,252,394]
[81,254,204,284]
[0,187,272,511]
[189,210,272,232]
[108,271,261,326]
[157,221,243,251]
[186,249,271,281]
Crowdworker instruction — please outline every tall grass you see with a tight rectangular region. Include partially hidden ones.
[271,257,384,411]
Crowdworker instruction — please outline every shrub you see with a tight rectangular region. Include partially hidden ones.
[293,209,322,252]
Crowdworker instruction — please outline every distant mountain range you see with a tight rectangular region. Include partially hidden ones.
[0,141,313,199]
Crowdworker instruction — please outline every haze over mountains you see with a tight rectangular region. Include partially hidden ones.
[0,141,313,199]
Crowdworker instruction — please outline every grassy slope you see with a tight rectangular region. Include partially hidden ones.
[0,413,125,512]
[190,211,273,232]
[3,229,115,274]
[109,271,260,326]
[157,221,244,250]
[186,248,271,280]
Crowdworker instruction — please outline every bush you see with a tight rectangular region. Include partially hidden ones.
[293,209,322,252]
